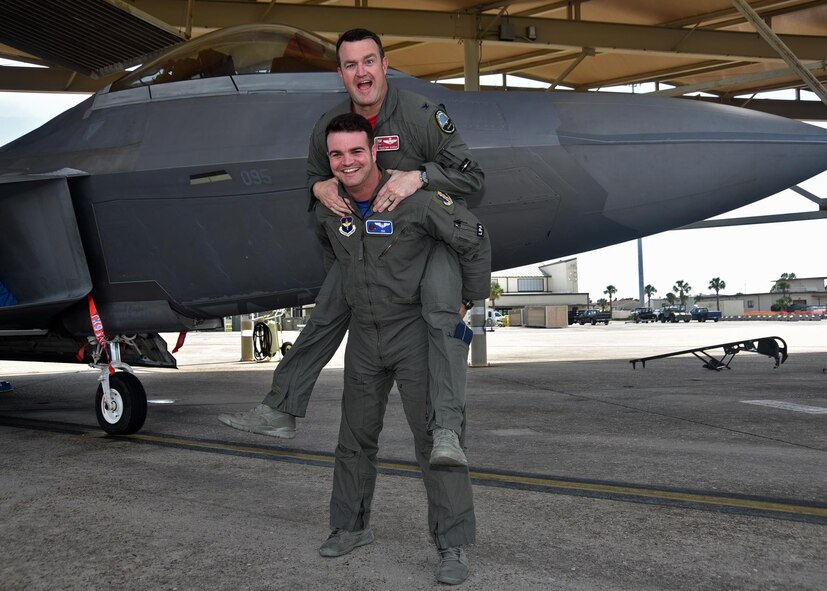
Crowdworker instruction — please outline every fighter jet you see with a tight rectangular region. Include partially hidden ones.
[1,24,826,434]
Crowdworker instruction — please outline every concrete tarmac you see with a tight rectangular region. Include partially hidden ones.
[1,322,825,590]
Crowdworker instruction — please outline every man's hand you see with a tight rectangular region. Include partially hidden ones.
[313,178,351,217]
[373,169,424,212]
[459,304,468,317]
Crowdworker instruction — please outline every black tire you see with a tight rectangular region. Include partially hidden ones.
[253,322,272,361]
[95,371,147,435]
[280,341,293,356]
[604,321,609,325]
[684,318,690,323]
[591,318,597,325]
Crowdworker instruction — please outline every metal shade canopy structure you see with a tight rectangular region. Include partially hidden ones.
[0,0,826,119]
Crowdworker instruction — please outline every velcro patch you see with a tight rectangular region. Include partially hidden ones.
[374,135,399,151]
[366,220,393,235]
[433,191,455,214]
[435,191,453,206]
[339,216,355,237]
[477,223,485,237]
[434,110,456,134]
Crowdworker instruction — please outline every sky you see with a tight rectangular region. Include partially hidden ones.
[1,86,825,304]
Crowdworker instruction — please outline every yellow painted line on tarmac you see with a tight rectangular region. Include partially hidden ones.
[128,432,336,464]
[5,417,821,521]
[127,432,827,520]
[465,471,827,519]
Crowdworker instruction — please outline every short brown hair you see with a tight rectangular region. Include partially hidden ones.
[336,28,384,67]
[325,113,374,145]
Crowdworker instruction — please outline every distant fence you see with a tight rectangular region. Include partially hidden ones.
[723,313,823,321]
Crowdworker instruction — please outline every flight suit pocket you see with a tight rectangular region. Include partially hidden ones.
[451,219,483,251]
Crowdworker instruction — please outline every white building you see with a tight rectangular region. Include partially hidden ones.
[491,258,589,310]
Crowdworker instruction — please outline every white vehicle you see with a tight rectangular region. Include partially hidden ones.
[486,310,504,329]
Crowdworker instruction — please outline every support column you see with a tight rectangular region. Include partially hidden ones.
[463,39,480,92]
[469,304,487,367]
[240,314,254,361]
[637,238,645,307]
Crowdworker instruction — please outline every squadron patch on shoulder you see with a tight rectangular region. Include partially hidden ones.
[366,220,393,235]
[435,191,453,206]
[434,110,456,134]
[433,191,455,214]
[339,216,355,237]
[476,223,485,237]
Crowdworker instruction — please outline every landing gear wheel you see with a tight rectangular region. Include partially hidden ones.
[253,322,272,361]
[95,371,147,435]
[281,341,293,356]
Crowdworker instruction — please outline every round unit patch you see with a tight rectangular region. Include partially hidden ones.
[434,110,456,134]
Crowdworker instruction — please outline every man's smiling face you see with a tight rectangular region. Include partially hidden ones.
[327,129,378,193]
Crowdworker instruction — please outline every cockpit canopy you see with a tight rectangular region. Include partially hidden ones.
[110,24,338,93]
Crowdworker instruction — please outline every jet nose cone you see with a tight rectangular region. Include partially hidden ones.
[554,93,827,235]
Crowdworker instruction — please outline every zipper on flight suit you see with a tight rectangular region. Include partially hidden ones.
[358,218,384,361]
[378,226,407,259]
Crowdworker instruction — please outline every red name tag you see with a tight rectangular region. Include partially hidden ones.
[374,135,400,151]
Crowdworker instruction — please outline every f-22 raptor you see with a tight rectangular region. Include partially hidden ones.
[1,24,825,434]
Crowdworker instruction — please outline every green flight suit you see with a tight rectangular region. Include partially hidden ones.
[317,173,490,548]
[263,85,484,435]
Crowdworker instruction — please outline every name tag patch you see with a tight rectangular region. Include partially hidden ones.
[374,135,400,151]
[366,220,393,235]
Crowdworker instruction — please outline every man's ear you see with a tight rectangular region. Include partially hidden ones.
[371,142,378,163]
[337,67,343,81]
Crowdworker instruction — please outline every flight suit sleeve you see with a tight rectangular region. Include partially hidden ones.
[421,196,491,301]
[314,209,337,272]
[417,104,484,197]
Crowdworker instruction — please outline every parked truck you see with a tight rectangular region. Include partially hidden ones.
[577,309,611,325]
[567,307,581,325]
[690,306,721,322]
[631,307,657,323]
[657,305,691,323]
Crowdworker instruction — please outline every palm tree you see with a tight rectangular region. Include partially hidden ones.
[489,281,503,308]
[708,277,726,311]
[596,298,609,311]
[644,284,657,309]
[771,272,797,297]
[665,292,677,305]
[673,280,691,307]
[603,285,617,312]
